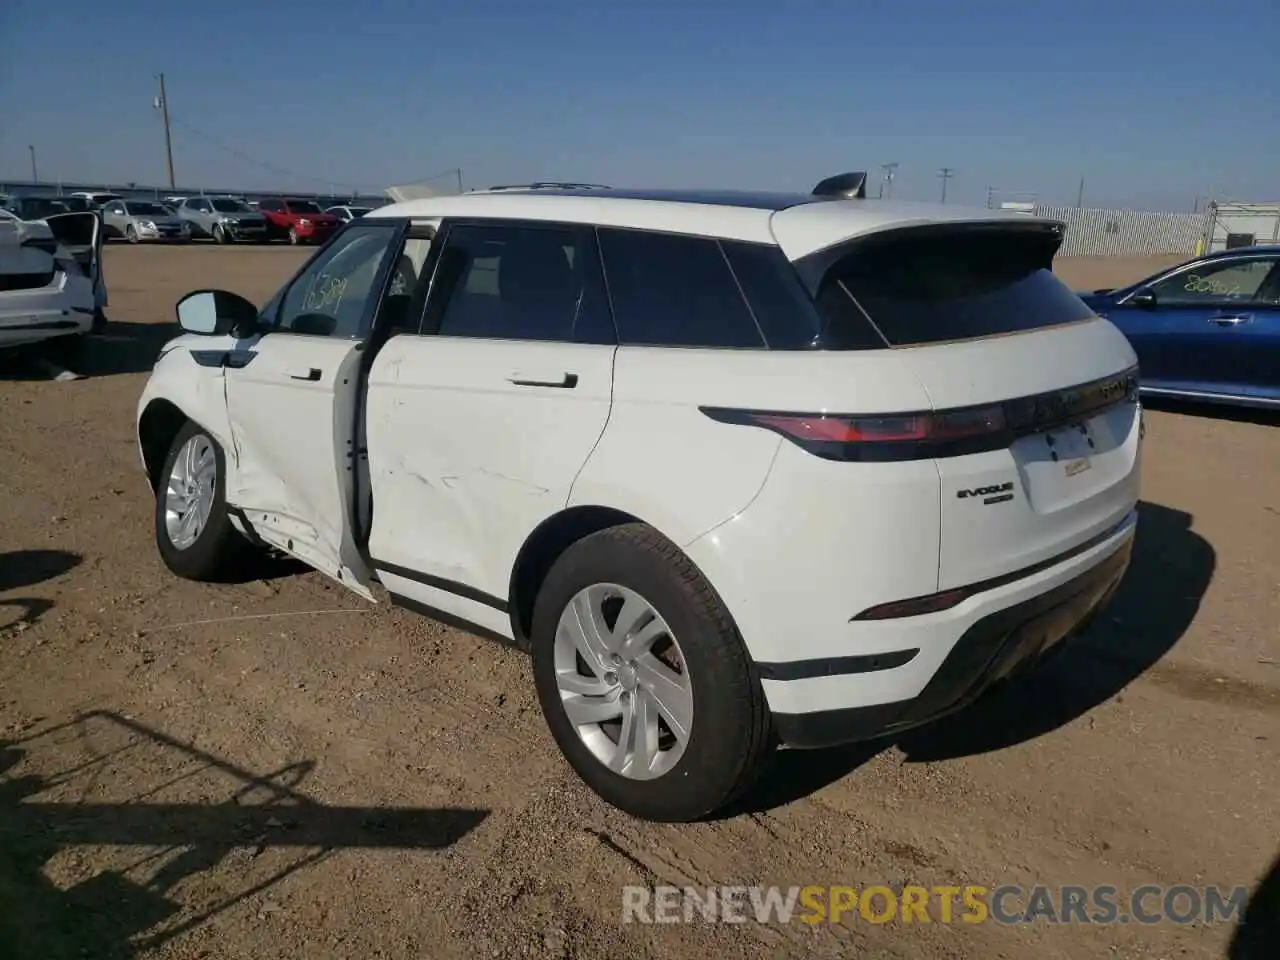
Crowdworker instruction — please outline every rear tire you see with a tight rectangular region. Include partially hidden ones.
[530,523,772,822]
[154,421,252,581]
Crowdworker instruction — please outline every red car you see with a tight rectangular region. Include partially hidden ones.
[256,198,342,245]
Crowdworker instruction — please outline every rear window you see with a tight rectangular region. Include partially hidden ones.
[125,201,170,215]
[811,223,1094,348]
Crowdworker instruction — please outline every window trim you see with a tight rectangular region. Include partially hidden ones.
[420,216,618,345]
[370,223,441,338]
[1122,255,1280,308]
[264,218,409,340]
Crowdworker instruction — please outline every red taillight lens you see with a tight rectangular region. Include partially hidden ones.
[739,405,1005,446]
[749,413,929,444]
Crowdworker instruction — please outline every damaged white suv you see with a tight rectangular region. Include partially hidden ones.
[1,210,105,350]
[136,174,1141,822]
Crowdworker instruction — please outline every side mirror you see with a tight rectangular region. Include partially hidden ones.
[1127,291,1157,309]
[176,290,259,337]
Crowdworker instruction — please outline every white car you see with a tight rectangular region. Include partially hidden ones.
[325,204,375,222]
[69,191,123,208]
[1,209,105,350]
[135,173,1142,822]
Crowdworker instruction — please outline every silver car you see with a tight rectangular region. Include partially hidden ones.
[100,199,191,243]
[176,196,269,243]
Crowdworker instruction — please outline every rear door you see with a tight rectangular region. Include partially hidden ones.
[364,218,617,634]
[222,219,407,596]
[788,219,1141,590]
[1128,254,1279,393]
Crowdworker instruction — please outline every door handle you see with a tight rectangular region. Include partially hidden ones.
[288,367,322,381]
[506,372,578,389]
[1209,315,1251,326]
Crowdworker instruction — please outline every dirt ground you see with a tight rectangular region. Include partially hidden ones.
[1,246,1276,960]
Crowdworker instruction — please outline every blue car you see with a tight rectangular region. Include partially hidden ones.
[1078,245,1280,410]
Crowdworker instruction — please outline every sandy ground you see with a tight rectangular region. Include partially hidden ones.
[1,246,1276,960]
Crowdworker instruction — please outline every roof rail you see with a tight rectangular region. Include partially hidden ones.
[812,172,868,200]
[481,182,613,192]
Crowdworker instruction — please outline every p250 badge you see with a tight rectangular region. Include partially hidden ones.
[957,482,1015,505]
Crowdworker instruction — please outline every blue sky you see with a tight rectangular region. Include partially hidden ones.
[2,0,1275,209]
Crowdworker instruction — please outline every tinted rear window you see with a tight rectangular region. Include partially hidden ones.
[597,228,765,348]
[812,224,1094,348]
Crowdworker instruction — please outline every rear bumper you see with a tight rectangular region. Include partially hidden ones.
[0,310,94,348]
[771,515,1135,748]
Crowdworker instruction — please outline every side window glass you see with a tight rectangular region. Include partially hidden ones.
[1150,260,1272,304]
[426,222,613,343]
[597,228,765,348]
[721,240,823,348]
[276,225,398,337]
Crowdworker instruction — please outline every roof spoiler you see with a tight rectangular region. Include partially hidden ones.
[812,172,868,200]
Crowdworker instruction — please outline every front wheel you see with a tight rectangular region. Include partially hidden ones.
[213,223,229,244]
[531,523,772,822]
[126,225,139,244]
[288,228,300,245]
[154,421,252,581]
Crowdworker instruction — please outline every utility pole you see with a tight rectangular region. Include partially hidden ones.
[28,145,38,182]
[937,167,953,203]
[455,168,464,193]
[879,162,898,199]
[1076,175,1085,208]
[154,73,176,190]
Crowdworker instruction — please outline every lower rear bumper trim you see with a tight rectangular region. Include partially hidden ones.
[773,534,1133,749]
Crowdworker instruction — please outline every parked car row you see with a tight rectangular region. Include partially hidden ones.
[1,192,380,246]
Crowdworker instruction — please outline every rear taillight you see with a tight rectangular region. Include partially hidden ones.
[700,405,1008,461]
[699,367,1138,463]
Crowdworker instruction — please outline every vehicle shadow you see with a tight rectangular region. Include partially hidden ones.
[0,319,179,381]
[0,549,82,592]
[79,319,182,378]
[726,500,1214,813]
[0,710,488,960]
[1230,852,1280,959]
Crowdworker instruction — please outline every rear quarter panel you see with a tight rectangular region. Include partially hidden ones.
[570,346,937,547]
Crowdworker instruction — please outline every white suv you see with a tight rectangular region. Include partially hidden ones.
[136,174,1141,822]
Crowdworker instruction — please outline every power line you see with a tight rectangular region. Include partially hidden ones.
[937,167,954,203]
[167,115,365,191]
[153,74,176,190]
[879,162,898,199]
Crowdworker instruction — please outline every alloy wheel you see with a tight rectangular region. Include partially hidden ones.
[164,434,216,550]
[553,583,693,780]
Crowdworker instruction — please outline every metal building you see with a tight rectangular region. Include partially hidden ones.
[1203,201,1280,252]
